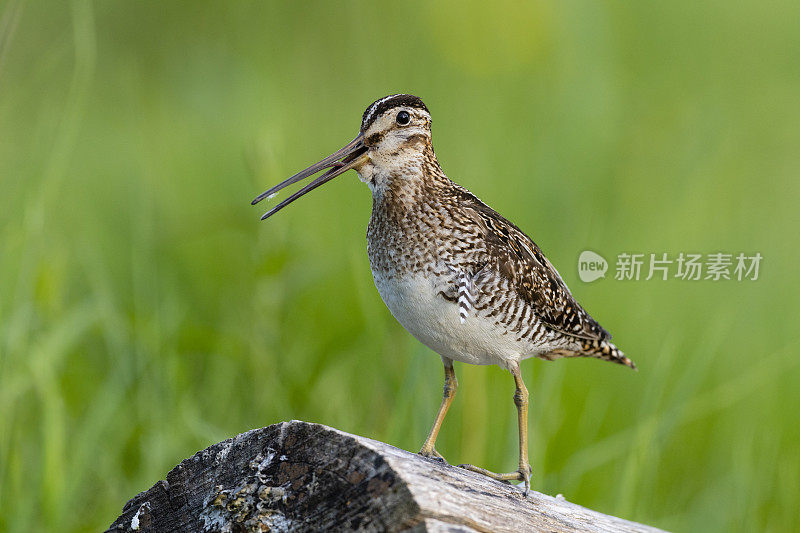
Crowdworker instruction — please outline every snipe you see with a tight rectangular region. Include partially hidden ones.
[253,94,635,494]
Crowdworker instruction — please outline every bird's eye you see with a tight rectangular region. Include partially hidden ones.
[396,110,411,125]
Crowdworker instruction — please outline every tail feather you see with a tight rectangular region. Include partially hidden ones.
[580,339,636,370]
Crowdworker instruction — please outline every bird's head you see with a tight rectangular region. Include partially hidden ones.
[253,94,433,220]
[358,94,432,183]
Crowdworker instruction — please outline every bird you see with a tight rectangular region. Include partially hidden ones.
[252,94,635,495]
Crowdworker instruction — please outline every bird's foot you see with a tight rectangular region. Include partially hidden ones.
[458,462,532,496]
[418,446,448,464]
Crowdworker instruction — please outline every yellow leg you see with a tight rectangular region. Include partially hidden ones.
[419,358,457,462]
[459,363,532,495]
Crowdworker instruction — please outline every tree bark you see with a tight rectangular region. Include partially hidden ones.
[106,421,665,532]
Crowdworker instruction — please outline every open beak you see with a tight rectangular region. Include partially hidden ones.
[252,133,368,220]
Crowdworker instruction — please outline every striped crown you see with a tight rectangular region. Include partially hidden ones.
[361,94,429,132]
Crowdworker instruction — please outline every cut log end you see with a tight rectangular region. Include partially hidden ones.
[106,421,664,532]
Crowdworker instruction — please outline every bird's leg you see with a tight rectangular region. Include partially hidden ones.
[511,365,532,493]
[459,363,532,495]
[418,358,457,462]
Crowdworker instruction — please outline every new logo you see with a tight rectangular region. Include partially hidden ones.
[578,250,608,282]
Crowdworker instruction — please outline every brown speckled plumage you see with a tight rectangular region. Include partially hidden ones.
[363,97,633,370]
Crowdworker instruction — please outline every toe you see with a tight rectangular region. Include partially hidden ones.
[419,448,447,463]
[519,464,532,495]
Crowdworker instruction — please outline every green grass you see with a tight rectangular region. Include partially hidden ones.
[2,1,799,531]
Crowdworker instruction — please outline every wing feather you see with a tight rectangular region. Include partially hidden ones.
[454,186,610,342]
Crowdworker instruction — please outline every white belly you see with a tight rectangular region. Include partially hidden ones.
[372,270,533,369]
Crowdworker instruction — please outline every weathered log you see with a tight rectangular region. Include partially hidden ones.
[106,420,664,532]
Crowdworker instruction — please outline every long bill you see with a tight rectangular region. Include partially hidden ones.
[252,133,368,221]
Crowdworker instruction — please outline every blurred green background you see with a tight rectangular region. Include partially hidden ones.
[1,1,799,531]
